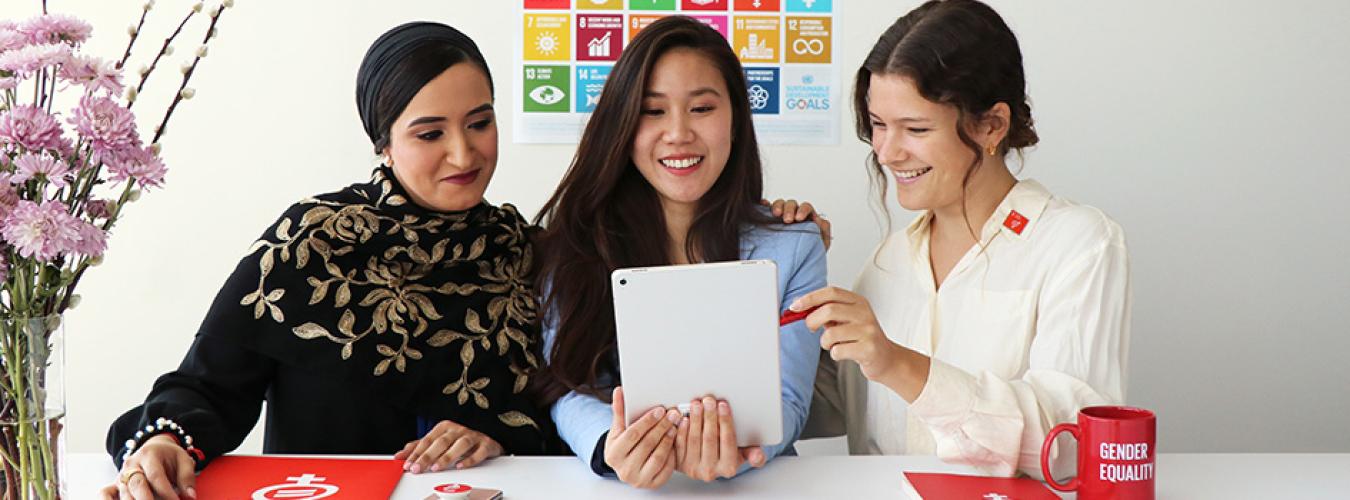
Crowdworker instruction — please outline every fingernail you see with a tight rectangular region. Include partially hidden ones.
[703,398,716,411]
[186,487,197,499]
[430,463,441,472]
[667,409,680,423]
[667,426,677,437]
[789,299,801,311]
[718,401,729,415]
[457,462,466,469]
[691,402,702,415]
[410,463,422,474]
[680,416,689,428]
[402,461,411,471]
[649,407,664,419]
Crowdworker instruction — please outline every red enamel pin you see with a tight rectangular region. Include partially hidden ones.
[1003,210,1028,235]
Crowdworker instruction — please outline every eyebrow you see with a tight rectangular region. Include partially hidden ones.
[406,103,494,128]
[644,87,722,98]
[870,113,931,123]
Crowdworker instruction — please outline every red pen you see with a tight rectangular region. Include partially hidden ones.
[779,305,821,326]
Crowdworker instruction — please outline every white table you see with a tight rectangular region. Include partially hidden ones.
[68,453,1350,499]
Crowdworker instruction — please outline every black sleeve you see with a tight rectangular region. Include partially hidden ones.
[106,333,276,470]
[591,432,616,476]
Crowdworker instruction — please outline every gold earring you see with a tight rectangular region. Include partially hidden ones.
[986,144,997,156]
[384,156,394,167]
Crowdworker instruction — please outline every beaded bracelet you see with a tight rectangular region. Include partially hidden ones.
[121,417,205,463]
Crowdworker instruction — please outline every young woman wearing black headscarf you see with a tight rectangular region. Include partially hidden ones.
[101,22,555,500]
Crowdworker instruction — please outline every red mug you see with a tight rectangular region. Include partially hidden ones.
[1040,406,1156,500]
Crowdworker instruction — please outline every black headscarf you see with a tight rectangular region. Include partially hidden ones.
[356,21,494,154]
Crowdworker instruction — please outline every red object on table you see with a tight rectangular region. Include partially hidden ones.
[902,472,1060,499]
[195,456,402,499]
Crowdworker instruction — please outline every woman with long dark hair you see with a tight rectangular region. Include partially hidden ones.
[101,22,556,499]
[533,16,826,489]
[799,0,1131,480]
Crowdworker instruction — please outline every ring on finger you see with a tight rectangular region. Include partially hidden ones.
[118,467,145,485]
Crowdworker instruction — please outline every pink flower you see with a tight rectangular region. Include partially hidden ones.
[19,14,92,46]
[72,219,106,258]
[0,105,69,153]
[0,252,7,282]
[108,146,166,188]
[0,28,27,53]
[70,95,141,161]
[12,152,72,188]
[0,43,71,77]
[0,76,17,90]
[1,199,81,262]
[59,55,123,95]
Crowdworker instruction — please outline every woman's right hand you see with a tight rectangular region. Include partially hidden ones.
[603,386,681,489]
[100,434,196,500]
[762,199,833,250]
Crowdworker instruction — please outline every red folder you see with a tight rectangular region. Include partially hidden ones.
[195,456,403,499]
[902,472,1061,499]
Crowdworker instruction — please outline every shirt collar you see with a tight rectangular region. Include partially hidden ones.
[903,178,1052,251]
[987,179,1052,241]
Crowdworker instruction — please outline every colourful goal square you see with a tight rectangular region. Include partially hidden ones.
[733,16,780,63]
[577,14,624,61]
[785,16,830,64]
[523,65,571,113]
[524,13,571,62]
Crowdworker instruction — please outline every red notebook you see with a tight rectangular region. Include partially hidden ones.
[195,456,403,499]
[902,472,1061,499]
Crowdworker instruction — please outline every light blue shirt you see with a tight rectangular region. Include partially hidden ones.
[543,219,827,477]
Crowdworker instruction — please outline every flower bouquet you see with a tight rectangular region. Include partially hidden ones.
[0,1,231,497]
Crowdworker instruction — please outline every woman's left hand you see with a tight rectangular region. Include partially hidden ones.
[762,199,832,250]
[673,396,766,481]
[791,286,930,401]
[395,419,503,473]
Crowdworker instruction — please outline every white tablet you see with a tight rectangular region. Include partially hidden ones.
[611,260,782,447]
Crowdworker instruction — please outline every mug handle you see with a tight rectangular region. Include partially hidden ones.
[1041,423,1081,492]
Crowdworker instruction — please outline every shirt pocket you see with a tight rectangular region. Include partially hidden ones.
[940,289,1035,379]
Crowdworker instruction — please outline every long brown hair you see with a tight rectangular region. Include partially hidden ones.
[532,16,775,405]
[855,0,1039,235]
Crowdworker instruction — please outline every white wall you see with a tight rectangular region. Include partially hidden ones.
[25,0,1348,457]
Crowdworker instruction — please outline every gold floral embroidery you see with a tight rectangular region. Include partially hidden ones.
[242,170,538,425]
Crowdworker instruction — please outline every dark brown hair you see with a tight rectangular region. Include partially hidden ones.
[855,0,1039,228]
[532,16,775,405]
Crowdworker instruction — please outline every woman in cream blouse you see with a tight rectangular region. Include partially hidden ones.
[794,0,1130,479]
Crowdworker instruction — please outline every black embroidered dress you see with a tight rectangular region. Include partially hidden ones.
[107,168,553,467]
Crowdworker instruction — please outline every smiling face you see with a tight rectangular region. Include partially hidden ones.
[867,73,993,212]
[629,47,734,215]
[382,63,497,212]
